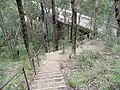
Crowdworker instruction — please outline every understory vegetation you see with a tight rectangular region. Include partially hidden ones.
[1,0,120,90]
[68,42,120,90]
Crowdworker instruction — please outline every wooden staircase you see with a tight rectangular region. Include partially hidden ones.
[31,53,67,90]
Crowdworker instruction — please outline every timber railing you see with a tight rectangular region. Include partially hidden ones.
[0,46,43,90]
[0,67,30,90]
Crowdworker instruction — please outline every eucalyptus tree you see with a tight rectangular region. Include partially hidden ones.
[51,0,58,51]
[114,0,120,37]
[16,0,33,66]
[93,0,99,37]
[71,0,77,55]
[0,0,22,60]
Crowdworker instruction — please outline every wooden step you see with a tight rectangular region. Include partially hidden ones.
[32,85,67,90]
[33,77,64,84]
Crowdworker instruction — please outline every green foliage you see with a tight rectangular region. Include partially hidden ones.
[0,38,30,89]
[67,71,86,88]
[0,0,117,89]
[112,61,120,89]
[68,50,115,90]
[77,50,103,70]
[111,44,120,55]
[101,27,118,48]
[3,73,26,90]
[0,58,31,90]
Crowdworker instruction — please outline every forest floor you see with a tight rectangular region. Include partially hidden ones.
[31,39,106,90]
[60,39,106,90]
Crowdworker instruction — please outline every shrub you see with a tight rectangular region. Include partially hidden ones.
[68,50,115,90]
[111,44,120,55]
[112,60,120,89]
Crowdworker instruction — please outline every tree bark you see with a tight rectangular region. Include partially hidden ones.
[62,5,67,54]
[70,11,73,42]
[41,0,45,22]
[115,0,120,37]
[16,0,33,66]
[71,0,77,55]
[0,11,13,53]
[0,11,7,41]
[51,0,58,51]
[45,19,50,52]
[93,0,99,38]
[41,0,48,53]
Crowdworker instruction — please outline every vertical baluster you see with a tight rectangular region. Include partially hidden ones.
[36,54,40,67]
[22,68,30,90]
[32,59,36,75]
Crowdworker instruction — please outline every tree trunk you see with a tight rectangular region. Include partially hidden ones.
[51,0,58,51]
[0,11,13,53]
[93,0,99,38]
[42,0,50,52]
[41,0,48,53]
[62,5,67,54]
[115,0,120,37]
[41,0,45,22]
[16,0,33,67]
[71,0,77,55]
[0,11,7,42]
[70,13,73,42]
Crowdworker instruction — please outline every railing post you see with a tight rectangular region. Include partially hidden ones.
[32,59,36,75]
[36,55,40,67]
[22,68,30,90]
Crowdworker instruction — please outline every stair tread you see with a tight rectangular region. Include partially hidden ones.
[32,85,67,90]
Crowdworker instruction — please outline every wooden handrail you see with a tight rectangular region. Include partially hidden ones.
[0,46,43,90]
[22,68,30,90]
[0,68,23,90]
[35,45,43,57]
[0,67,30,90]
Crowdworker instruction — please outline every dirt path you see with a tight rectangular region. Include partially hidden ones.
[31,50,67,90]
[31,39,104,90]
